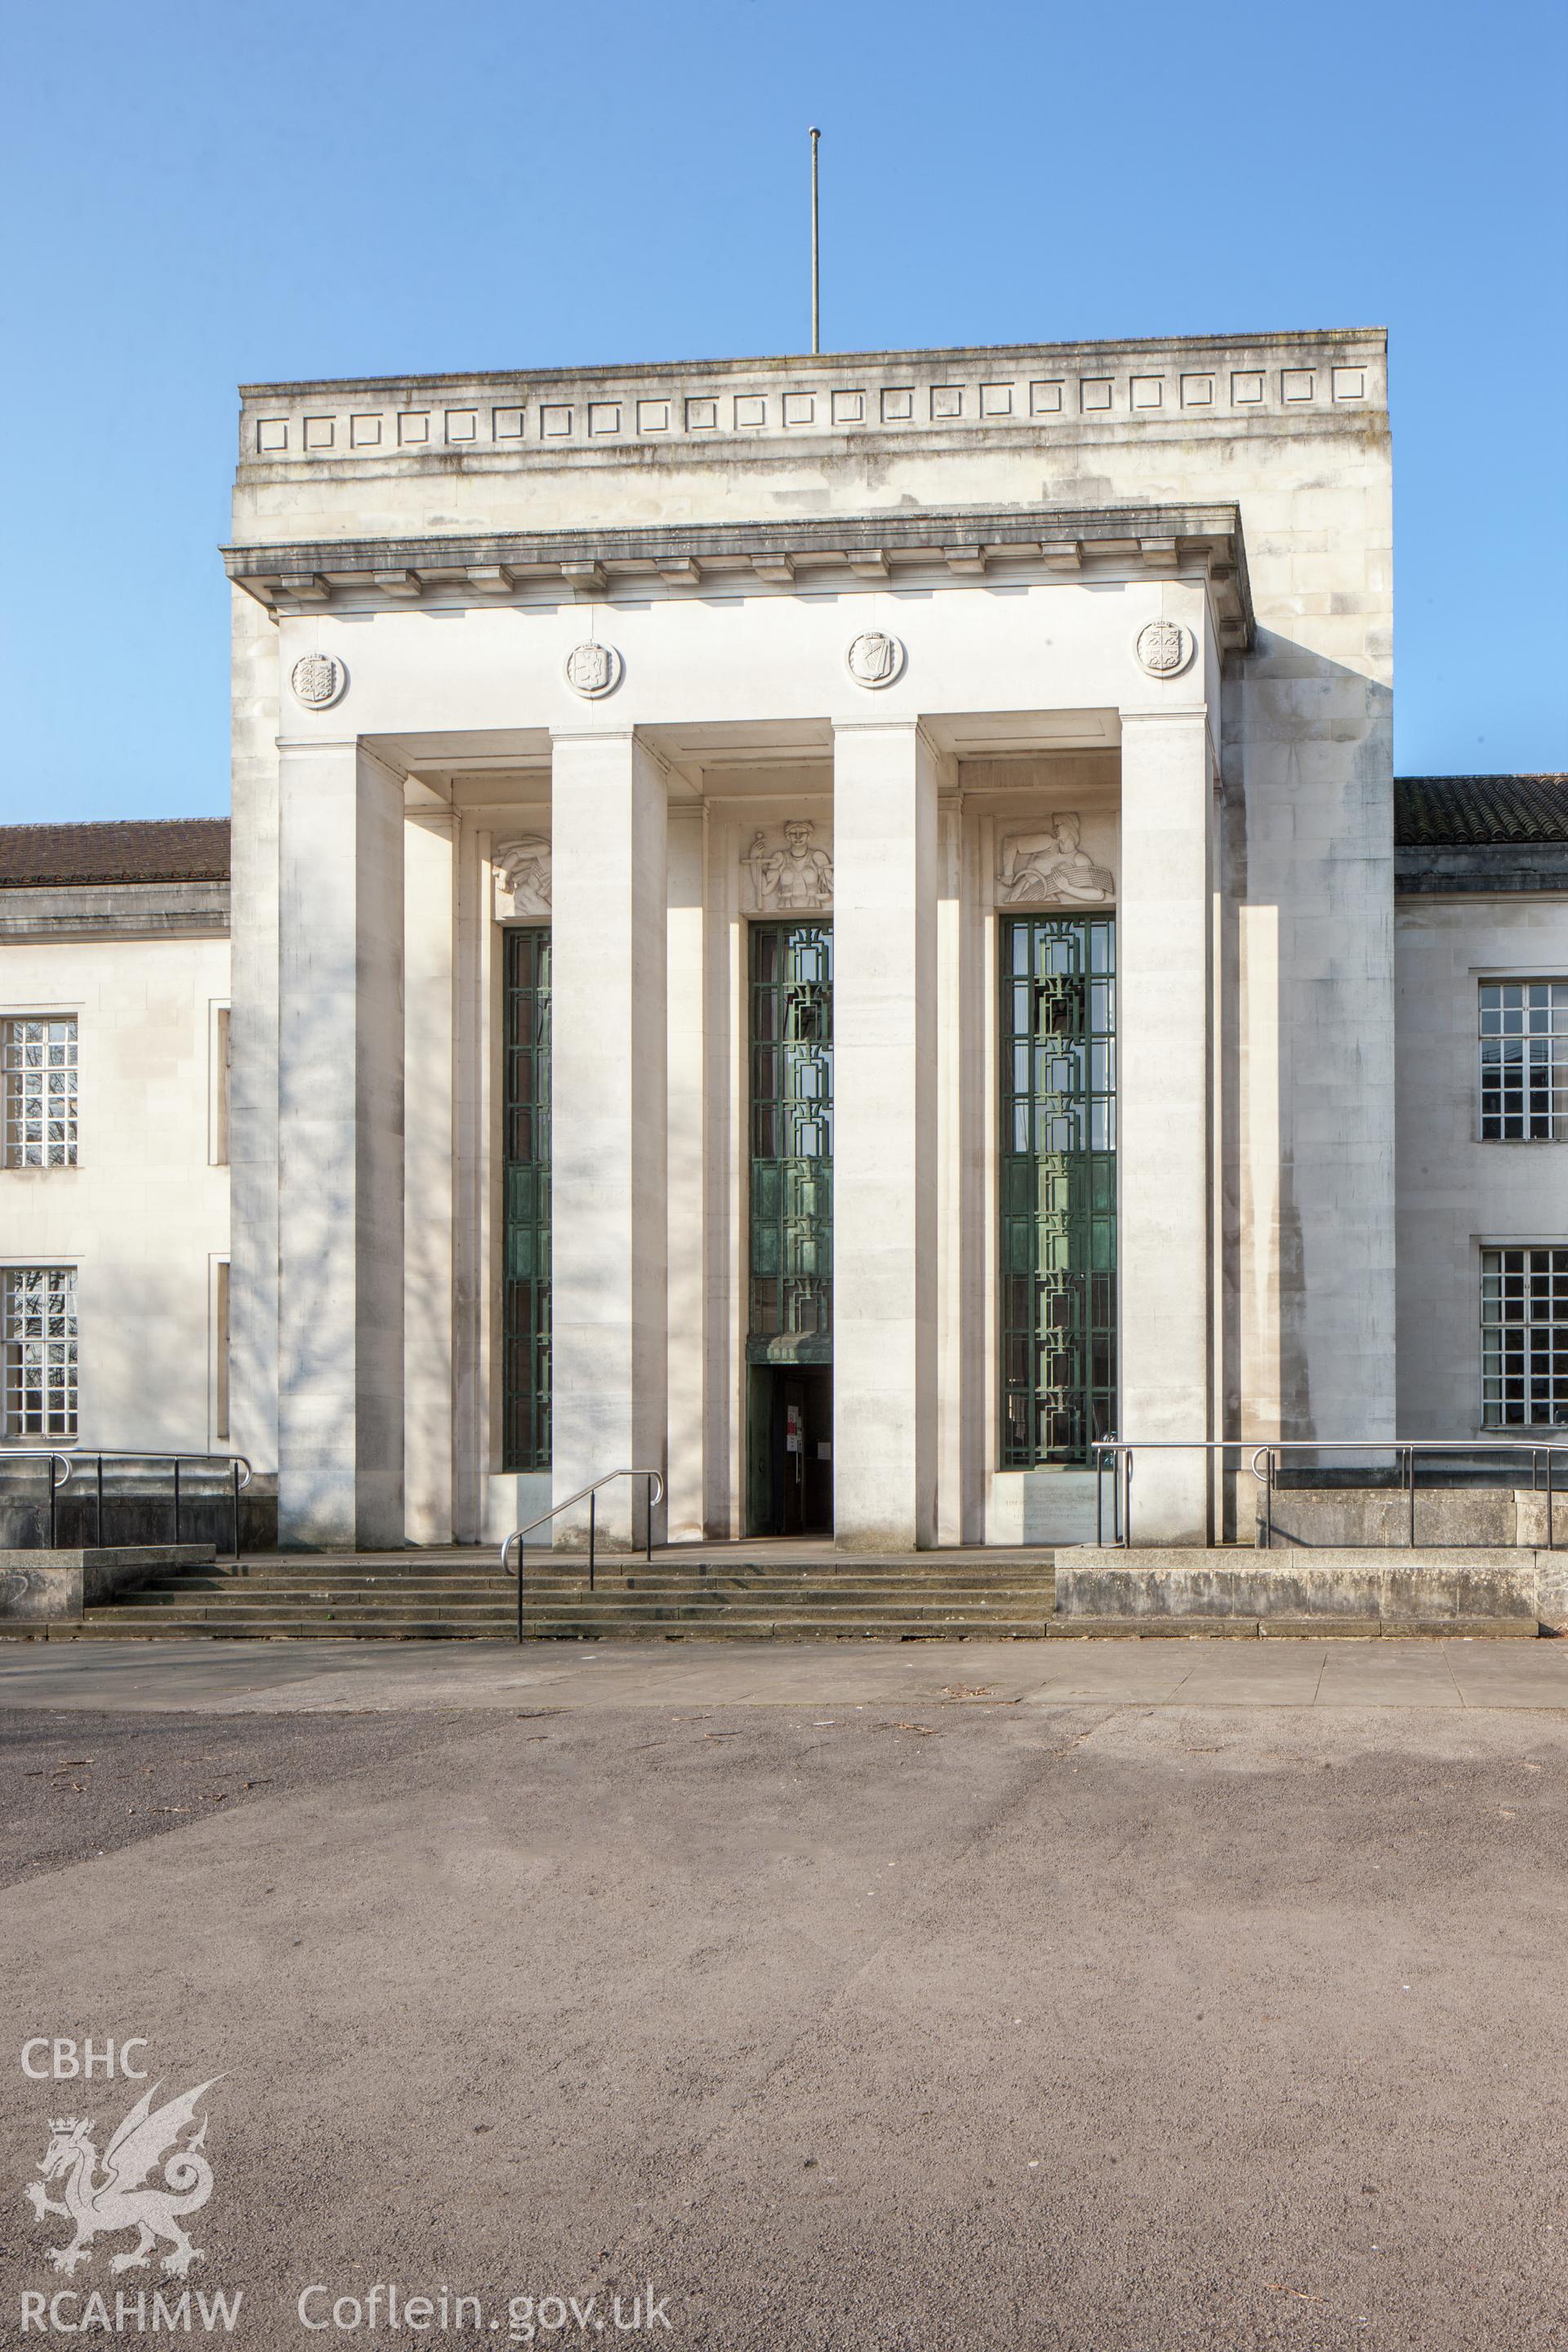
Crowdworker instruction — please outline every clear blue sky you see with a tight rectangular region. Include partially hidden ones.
[3,0,1562,821]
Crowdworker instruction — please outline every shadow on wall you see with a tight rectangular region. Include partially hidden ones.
[1218,641,1394,1532]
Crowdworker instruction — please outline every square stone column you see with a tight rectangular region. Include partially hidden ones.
[831,720,938,1552]
[665,807,707,1543]
[550,731,668,1550]
[1118,709,1214,1542]
[277,739,406,1549]
[403,808,457,1545]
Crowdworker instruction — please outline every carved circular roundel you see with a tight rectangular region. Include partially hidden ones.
[563,641,624,699]
[1134,619,1194,679]
[845,630,906,689]
[290,652,348,710]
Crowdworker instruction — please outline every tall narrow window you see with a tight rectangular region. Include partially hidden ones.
[501,929,551,1470]
[1,1266,78,1437]
[1480,982,1568,1140]
[212,1006,232,1165]
[214,1260,231,1443]
[1000,915,1116,1467]
[2,1018,78,1166]
[748,922,833,1352]
[1481,1246,1568,1427]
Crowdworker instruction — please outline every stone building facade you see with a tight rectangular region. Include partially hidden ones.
[0,327,1561,1552]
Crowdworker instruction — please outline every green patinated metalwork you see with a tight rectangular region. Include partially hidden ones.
[748,922,832,1365]
[502,928,551,1470]
[1000,915,1116,1467]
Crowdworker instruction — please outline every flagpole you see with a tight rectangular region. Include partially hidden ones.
[809,127,821,355]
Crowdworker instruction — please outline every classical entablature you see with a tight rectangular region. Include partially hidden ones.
[222,500,1254,648]
[232,327,1382,474]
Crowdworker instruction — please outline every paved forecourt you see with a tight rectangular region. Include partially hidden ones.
[6,1634,1568,1714]
[7,1638,1568,2350]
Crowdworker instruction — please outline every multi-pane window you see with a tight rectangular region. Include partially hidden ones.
[1480,982,1568,1140]
[1000,916,1116,1467]
[2,1018,78,1166]
[749,923,832,1354]
[501,929,551,1471]
[1482,1247,1568,1428]
[1,1266,78,1437]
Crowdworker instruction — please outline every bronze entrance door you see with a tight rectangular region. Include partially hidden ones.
[748,1364,833,1537]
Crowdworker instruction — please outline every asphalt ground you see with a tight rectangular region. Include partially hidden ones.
[5,1646,1568,2350]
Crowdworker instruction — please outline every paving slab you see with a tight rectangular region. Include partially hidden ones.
[1316,1642,1464,1708]
[13,1636,1568,1717]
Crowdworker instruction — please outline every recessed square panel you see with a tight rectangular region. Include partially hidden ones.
[783,391,816,426]
[1332,365,1366,402]
[1129,376,1163,410]
[350,414,382,448]
[397,412,430,446]
[881,386,914,421]
[636,399,671,432]
[256,418,288,453]
[1231,371,1265,405]
[1029,381,1063,415]
[931,385,964,419]
[1180,373,1214,408]
[1281,368,1315,403]
[540,404,573,437]
[304,415,336,449]
[831,389,866,424]
[981,383,1013,416]
[588,402,621,436]
[1080,378,1113,412]
[493,405,526,438]
[735,394,767,428]
[686,397,719,430]
[446,409,478,442]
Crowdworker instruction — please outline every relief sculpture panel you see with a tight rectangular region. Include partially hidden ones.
[493,836,552,920]
[743,819,834,913]
[996,812,1115,906]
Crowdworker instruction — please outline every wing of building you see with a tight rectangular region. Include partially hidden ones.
[2,330,1560,1550]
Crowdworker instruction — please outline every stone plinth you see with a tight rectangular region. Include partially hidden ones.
[0,1546,216,1623]
[1054,1545,1540,1633]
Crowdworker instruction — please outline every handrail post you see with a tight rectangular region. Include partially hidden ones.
[1549,1447,1556,1553]
[589,1490,596,1592]
[1263,1449,1273,1551]
[1096,1449,1103,1547]
[1407,1443,1415,1548]
[173,1457,181,1549]
[647,1472,654,1566]
[1123,1449,1133,1549]
[48,1457,57,1550]
[517,1532,525,1644]
[232,1459,241,1561]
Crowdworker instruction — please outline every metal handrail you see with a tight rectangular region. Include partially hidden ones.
[500,1469,666,1642]
[1091,1437,1568,1552]
[0,1450,253,1557]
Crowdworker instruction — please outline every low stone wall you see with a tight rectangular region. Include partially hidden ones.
[1257,1486,1568,1550]
[0,1546,216,1624]
[0,1489,277,1552]
[1056,1546,1541,1632]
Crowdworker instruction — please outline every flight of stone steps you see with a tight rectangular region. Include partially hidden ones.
[66,1548,1057,1641]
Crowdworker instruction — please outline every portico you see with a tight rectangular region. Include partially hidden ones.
[224,330,1395,1553]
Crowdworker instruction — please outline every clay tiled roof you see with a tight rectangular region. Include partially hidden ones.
[1396,776,1568,847]
[0,818,230,889]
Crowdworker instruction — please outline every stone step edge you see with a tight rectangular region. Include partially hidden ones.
[1047,1614,1541,1640]
[34,1625,1051,1645]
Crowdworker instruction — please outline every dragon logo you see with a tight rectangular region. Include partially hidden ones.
[25,2078,220,2278]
